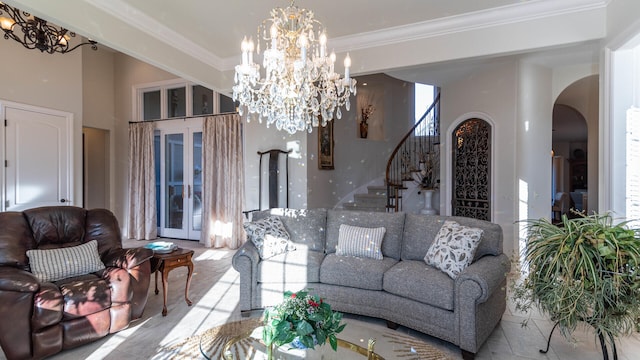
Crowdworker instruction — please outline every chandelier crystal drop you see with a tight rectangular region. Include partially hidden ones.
[232,0,356,134]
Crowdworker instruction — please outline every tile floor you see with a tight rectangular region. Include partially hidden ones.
[2,238,639,359]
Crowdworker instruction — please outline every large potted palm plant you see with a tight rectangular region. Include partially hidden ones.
[512,213,640,360]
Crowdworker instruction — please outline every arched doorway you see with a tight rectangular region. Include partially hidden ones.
[551,104,587,219]
[552,75,598,215]
[451,118,491,221]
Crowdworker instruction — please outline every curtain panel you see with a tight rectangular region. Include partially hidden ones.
[127,122,157,240]
[201,114,246,249]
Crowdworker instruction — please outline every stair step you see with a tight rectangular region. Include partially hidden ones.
[343,202,387,212]
[353,193,387,207]
[367,185,387,196]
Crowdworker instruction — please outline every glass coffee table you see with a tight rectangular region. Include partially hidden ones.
[197,317,453,360]
[200,317,382,360]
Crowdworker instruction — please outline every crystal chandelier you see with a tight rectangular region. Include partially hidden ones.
[232,0,356,134]
[0,2,97,54]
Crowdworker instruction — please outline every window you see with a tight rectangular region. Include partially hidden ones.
[415,83,434,122]
[135,80,231,121]
[415,83,436,136]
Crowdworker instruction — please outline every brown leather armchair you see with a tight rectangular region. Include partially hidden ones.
[0,206,154,360]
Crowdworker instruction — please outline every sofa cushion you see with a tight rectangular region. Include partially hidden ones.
[320,253,397,290]
[326,210,405,260]
[402,215,503,262]
[23,206,87,247]
[252,208,327,252]
[32,282,64,331]
[257,247,325,283]
[244,216,296,259]
[424,221,483,279]
[383,260,455,311]
[336,224,385,260]
[57,274,111,319]
[26,240,106,282]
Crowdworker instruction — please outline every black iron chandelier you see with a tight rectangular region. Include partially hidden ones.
[0,2,97,54]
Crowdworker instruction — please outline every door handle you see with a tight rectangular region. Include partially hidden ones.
[60,199,66,203]
[188,185,192,198]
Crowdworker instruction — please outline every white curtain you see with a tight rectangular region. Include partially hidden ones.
[201,114,246,249]
[127,122,157,240]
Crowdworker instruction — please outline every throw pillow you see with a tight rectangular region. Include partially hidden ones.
[244,216,295,259]
[26,240,106,282]
[336,224,386,260]
[424,220,484,279]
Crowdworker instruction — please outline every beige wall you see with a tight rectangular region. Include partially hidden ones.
[83,127,109,209]
[0,39,84,207]
[82,47,116,212]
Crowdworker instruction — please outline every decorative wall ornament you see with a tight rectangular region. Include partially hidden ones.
[359,105,375,138]
[318,118,334,169]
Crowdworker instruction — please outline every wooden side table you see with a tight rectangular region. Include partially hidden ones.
[150,248,194,316]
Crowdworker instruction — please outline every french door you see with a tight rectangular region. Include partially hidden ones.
[155,118,202,240]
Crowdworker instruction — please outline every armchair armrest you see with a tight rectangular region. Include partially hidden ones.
[232,240,261,312]
[102,247,154,270]
[0,267,39,293]
[455,253,510,303]
[232,240,260,270]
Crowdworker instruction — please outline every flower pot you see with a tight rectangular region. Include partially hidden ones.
[420,189,437,215]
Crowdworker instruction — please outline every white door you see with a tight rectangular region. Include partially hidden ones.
[3,103,73,211]
[155,118,202,240]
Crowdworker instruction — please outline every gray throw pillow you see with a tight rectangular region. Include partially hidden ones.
[336,224,386,260]
[26,240,106,282]
[244,216,296,259]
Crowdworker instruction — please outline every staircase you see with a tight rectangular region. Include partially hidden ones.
[342,185,388,212]
[385,94,441,212]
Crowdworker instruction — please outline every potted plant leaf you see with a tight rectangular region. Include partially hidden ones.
[511,213,640,360]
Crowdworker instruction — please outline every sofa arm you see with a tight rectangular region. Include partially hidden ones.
[232,241,260,312]
[0,267,39,293]
[0,267,39,360]
[103,247,154,270]
[455,253,510,303]
[455,253,510,354]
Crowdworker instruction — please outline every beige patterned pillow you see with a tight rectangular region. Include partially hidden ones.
[26,240,106,282]
[336,224,386,260]
[424,220,484,279]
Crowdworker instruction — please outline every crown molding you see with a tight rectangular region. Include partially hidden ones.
[327,0,608,53]
[86,0,226,70]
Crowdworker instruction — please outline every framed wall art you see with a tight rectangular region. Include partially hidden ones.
[318,120,334,170]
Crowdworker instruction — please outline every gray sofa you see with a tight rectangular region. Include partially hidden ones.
[232,208,511,359]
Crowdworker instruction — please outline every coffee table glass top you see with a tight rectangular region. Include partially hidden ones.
[218,325,381,360]
[198,317,452,360]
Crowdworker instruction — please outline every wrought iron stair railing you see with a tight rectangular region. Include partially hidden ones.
[385,93,441,212]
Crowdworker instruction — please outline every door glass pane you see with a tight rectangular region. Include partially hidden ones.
[193,85,214,116]
[167,87,186,118]
[154,133,161,227]
[219,92,237,113]
[144,90,161,120]
[165,133,184,229]
[192,132,203,231]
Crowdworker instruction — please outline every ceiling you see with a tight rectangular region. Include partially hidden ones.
[8,0,607,91]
